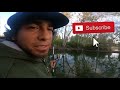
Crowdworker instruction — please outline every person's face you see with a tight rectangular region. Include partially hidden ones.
[15,20,53,58]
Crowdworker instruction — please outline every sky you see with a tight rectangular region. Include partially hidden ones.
[0,12,16,36]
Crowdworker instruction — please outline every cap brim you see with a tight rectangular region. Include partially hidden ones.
[7,12,69,29]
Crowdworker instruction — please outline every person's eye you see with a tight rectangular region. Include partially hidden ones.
[25,24,39,30]
[48,27,54,31]
[27,26,39,29]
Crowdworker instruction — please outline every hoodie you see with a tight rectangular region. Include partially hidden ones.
[0,40,52,78]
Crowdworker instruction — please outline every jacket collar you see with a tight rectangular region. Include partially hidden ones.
[1,40,23,51]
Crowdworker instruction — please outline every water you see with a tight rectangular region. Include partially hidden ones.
[49,50,120,78]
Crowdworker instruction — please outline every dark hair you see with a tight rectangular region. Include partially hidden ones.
[4,27,17,41]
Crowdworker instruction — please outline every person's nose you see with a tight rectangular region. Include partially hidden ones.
[37,28,52,41]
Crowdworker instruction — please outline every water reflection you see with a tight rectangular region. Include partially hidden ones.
[49,51,120,78]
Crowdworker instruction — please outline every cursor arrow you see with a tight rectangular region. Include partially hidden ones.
[93,38,99,47]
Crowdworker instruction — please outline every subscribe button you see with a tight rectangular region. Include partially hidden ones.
[72,22,114,34]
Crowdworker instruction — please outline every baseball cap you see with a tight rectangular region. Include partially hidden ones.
[7,12,69,29]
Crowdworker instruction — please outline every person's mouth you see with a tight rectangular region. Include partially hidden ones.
[34,45,49,51]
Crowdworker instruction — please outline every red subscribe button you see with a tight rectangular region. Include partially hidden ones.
[72,22,114,34]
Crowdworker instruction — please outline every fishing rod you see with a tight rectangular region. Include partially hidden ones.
[50,46,56,77]
[50,45,61,77]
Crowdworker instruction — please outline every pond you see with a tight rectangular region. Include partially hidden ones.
[49,50,120,78]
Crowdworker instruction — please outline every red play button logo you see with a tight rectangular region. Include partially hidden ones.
[73,22,114,34]
[75,25,83,31]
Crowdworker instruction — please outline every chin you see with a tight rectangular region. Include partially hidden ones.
[32,51,49,58]
[23,47,50,58]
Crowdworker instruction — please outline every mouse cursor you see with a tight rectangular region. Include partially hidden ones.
[93,38,99,47]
